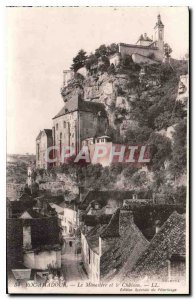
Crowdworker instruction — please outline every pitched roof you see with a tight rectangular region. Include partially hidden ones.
[100,211,149,280]
[52,94,107,119]
[44,129,52,137]
[79,190,137,210]
[36,131,42,141]
[85,224,107,255]
[20,208,42,219]
[49,203,64,214]
[100,209,120,238]
[124,211,186,281]
[36,129,52,140]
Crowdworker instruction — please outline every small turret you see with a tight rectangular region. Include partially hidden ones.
[154,14,164,60]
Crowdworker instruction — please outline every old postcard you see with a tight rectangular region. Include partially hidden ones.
[6,6,189,294]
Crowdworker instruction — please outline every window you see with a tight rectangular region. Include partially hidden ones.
[56,123,58,130]
[37,144,40,160]
[88,249,91,264]
[159,30,162,40]
[64,121,66,128]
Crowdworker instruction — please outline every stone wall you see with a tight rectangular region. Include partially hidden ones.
[119,43,163,62]
[24,249,61,270]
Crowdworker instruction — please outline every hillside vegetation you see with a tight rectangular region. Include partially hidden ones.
[54,45,188,205]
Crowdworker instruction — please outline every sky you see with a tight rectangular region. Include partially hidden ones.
[6,7,189,154]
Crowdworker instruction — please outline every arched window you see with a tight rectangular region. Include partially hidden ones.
[159,30,162,40]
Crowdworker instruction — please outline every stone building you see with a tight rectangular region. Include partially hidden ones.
[109,15,165,66]
[19,208,61,271]
[81,209,149,282]
[36,129,53,169]
[52,94,108,165]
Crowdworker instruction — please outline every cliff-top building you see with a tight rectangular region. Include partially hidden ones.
[52,94,108,165]
[110,14,165,67]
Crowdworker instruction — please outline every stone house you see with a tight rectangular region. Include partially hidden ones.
[52,94,108,165]
[19,209,61,271]
[81,208,149,282]
[36,129,53,169]
[57,202,78,237]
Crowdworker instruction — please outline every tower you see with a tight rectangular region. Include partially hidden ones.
[154,14,164,53]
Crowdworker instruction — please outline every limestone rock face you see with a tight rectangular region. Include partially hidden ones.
[60,61,186,142]
[60,69,142,136]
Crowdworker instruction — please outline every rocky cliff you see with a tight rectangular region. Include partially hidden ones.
[61,58,187,143]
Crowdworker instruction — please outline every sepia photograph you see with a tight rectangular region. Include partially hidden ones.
[6,6,189,294]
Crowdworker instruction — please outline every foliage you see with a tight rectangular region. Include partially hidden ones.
[124,126,153,144]
[71,49,88,72]
[164,43,172,58]
[94,43,118,58]
[148,133,172,171]
[97,55,110,73]
[169,120,187,177]
[85,53,98,71]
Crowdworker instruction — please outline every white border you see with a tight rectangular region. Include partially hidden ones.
[0,1,193,299]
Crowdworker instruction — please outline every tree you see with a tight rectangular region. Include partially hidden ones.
[164,43,172,59]
[85,53,98,71]
[107,43,119,56]
[98,55,110,73]
[169,120,187,177]
[154,111,173,130]
[71,49,87,72]
[124,126,153,144]
[148,133,172,171]
[95,44,108,58]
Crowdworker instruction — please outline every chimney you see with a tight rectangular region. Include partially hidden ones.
[119,209,134,235]
[155,220,161,234]
[94,203,100,210]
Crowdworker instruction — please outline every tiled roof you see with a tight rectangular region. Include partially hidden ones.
[86,225,107,255]
[79,190,137,210]
[83,213,112,227]
[100,210,149,280]
[52,94,107,119]
[100,209,120,238]
[20,208,43,219]
[124,211,186,281]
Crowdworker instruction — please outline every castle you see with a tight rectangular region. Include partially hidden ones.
[36,15,165,169]
[36,94,108,168]
[110,14,165,66]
